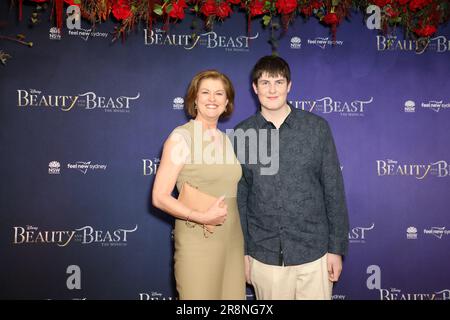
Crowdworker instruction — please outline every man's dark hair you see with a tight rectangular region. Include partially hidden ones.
[251,55,291,85]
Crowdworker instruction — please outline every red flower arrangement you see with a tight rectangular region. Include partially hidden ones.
[13,0,450,41]
[368,0,445,37]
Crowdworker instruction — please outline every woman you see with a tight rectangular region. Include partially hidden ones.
[152,70,245,300]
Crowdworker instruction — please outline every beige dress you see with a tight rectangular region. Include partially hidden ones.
[172,120,245,300]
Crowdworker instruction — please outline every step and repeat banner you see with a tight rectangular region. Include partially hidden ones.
[1,4,449,300]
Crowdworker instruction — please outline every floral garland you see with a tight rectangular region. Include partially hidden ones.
[1,0,449,64]
[16,0,447,35]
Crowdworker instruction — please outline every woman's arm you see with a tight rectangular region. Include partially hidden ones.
[152,132,227,225]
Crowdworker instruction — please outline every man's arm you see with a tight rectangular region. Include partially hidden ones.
[320,120,350,257]
[237,165,252,284]
[237,168,251,255]
[233,125,253,284]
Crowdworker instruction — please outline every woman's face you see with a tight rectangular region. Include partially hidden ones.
[194,78,228,122]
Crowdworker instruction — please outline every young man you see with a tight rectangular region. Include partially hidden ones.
[234,56,349,300]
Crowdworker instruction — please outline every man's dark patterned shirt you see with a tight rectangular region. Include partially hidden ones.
[234,108,349,266]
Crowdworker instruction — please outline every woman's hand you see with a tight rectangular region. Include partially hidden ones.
[201,195,227,225]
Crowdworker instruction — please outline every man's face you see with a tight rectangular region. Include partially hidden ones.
[253,72,292,112]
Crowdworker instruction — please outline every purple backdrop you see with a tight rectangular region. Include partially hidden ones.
[1,4,449,300]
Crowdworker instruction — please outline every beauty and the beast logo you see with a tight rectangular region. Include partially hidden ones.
[17,89,140,113]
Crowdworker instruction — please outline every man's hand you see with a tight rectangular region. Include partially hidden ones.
[327,253,343,282]
[244,255,251,284]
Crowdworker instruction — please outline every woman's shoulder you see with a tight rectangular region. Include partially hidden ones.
[172,120,195,132]
[167,121,193,145]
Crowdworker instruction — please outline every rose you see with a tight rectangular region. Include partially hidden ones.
[217,2,233,19]
[200,0,217,17]
[64,0,81,6]
[386,7,399,18]
[409,0,431,11]
[249,0,267,17]
[227,0,241,4]
[168,1,186,20]
[311,1,323,10]
[178,0,188,8]
[371,0,391,7]
[275,0,297,15]
[414,25,437,37]
[323,12,339,25]
[301,6,312,17]
[396,0,410,5]
[112,0,132,20]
